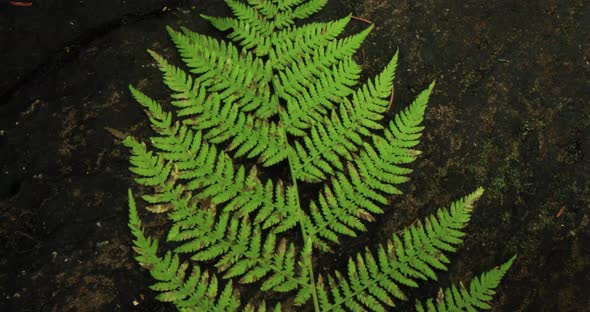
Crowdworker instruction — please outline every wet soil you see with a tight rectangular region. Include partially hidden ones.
[1,0,588,311]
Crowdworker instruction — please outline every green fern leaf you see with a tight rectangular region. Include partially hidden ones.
[123,1,515,311]
[415,256,516,312]
[290,53,399,183]
[270,15,351,68]
[128,190,240,310]
[316,188,510,311]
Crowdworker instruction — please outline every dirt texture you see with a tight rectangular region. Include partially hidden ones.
[1,0,588,311]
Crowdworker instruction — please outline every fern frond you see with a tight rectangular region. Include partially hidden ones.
[280,57,361,136]
[124,94,293,229]
[273,26,374,128]
[415,256,516,312]
[289,52,398,182]
[247,0,279,20]
[129,85,172,134]
[317,188,487,311]
[200,16,272,55]
[126,1,514,310]
[291,0,328,19]
[166,26,276,116]
[304,164,383,249]
[225,0,275,36]
[202,0,328,56]
[150,68,286,164]
[123,136,172,187]
[174,211,310,296]
[147,49,196,100]
[270,15,351,69]
[290,80,430,245]
[352,51,399,115]
[128,189,240,311]
[352,80,434,193]
[290,72,427,247]
[147,39,290,163]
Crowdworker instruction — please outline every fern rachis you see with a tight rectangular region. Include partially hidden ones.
[122,1,515,311]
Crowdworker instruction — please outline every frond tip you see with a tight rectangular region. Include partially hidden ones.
[415,255,516,312]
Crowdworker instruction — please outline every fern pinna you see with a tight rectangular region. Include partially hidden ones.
[123,0,515,311]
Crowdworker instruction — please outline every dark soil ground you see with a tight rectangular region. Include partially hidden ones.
[0,0,588,311]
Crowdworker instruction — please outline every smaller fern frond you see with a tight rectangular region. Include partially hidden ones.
[386,80,434,150]
[350,50,399,118]
[269,15,351,69]
[146,49,196,100]
[247,0,279,20]
[316,188,487,311]
[170,207,306,295]
[415,256,516,312]
[148,36,286,161]
[225,0,275,36]
[129,85,172,134]
[174,92,287,164]
[292,0,328,19]
[232,232,311,295]
[344,80,434,196]
[289,52,398,183]
[304,164,385,250]
[273,25,373,107]
[295,80,435,245]
[293,237,315,305]
[122,136,172,187]
[280,57,361,136]
[128,188,160,268]
[167,25,273,115]
[128,189,240,311]
[302,80,434,232]
[200,15,271,55]
[203,0,329,54]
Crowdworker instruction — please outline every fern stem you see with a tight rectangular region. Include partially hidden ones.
[279,110,321,312]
